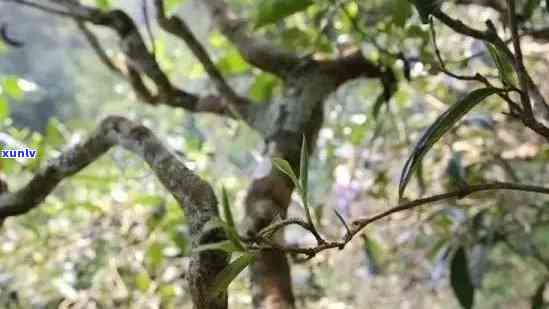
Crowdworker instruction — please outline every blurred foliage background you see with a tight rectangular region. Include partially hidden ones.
[1,0,549,308]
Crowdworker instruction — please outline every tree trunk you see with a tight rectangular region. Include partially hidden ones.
[243,67,334,308]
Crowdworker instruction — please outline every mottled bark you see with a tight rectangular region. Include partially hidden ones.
[0,116,229,309]
[242,64,341,308]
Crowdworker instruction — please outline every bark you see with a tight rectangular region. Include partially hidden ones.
[242,64,349,308]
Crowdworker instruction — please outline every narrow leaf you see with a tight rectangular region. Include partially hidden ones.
[193,240,240,254]
[206,214,244,252]
[372,94,386,119]
[399,87,499,199]
[221,187,235,228]
[299,135,309,201]
[485,43,517,88]
[223,224,245,252]
[450,246,475,309]
[272,158,299,188]
[0,96,9,121]
[255,0,314,28]
[210,253,257,297]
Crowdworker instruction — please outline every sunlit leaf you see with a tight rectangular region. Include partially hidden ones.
[95,0,112,11]
[210,253,257,297]
[216,50,250,75]
[135,271,152,292]
[3,76,23,100]
[145,242,164,273]
[0,96,9,121]
[450,246,475,309]
[159,284,177,303]
[164,0,186,15]
[249,73,279,102]
[255,0,314,28]
[135,194,165,207]
[399,87,499,199]
[45,118,65,148]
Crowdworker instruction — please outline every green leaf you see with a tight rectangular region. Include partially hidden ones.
[45,118,65,147]
[532,280,547,309]
[210,253,257,297]
[361,235,383,274]
[249,73,279,102]
[450,246,475,309]
[135,194,165,207]
[204,215,244,252]
[391,0,413,27]
[216,50,250,75]
[135,271,152,292]
[3,77,23,100]
[170,226,188,253]
[299,135,309,201]
[372,93,386,119]
[145,242,164,273]
[0,96,9,121]
[193,240,240,254]
[159,284,177,303]
[523,0,541,19]
[485,43,517,88]
[255,0,314,28]
[399,87,499,199]
[221,187,235,229]
[0,40,6,54]
[299,135,314,225]
[95,0,112,11]
[165,0,186,15]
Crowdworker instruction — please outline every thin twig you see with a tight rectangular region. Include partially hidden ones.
[250,182,549,257]
[507,0,532,115]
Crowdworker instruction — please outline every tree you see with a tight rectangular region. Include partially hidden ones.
[1,0,549,308]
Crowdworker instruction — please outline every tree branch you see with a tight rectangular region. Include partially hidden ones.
[154,0,250,117]
[507,0,532,115]
[432,9,549,140]
[201,0,301,78]
[0,116,229,307]
[318,50,384,86]
[6,0,239,118]
[249,182,549,257]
